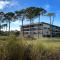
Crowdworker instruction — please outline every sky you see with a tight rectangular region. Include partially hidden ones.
[0,0,60,30]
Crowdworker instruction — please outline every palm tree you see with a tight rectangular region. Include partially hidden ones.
[4,12,15,35]
[46,13,55,37]
[25,7,46,38]
[15,9,25,37]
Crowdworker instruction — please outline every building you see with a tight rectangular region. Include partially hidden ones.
[21,22,60,38]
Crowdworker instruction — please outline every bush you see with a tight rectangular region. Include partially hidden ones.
[15,31,20,37]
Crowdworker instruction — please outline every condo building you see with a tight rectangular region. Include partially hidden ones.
[21,22,60,38]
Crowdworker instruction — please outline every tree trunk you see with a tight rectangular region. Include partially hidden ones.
[29,19,34,38]
[0,21,1,35]
[30,19,32,38]
[4,26,5,31]
[9,20,10,35]
[6,22,7,31]
[50,16,52,37]
[52,16,55,37]
[22,20,24,37]
[0,22,1,32]
[38,15,40,38]
[6,26,7,31]
[22,16,24,37]
[32,19,34,37]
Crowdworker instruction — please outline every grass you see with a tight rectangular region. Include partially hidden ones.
[0,36,60,60]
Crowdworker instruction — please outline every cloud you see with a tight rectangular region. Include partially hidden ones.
[0,1,10,9]
[44,4,50,11]
[0,0,19,10]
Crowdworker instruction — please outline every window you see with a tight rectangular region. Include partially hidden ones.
[34,32,38,34]
[43,27,48,29]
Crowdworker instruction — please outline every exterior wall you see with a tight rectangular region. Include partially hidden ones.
[21,22,60,37]
[42,24,50,36]
[21,24,43,37]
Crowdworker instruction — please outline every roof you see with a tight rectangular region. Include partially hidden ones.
[21,22,60,28]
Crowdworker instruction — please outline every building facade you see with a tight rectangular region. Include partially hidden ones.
[21,22,60,38]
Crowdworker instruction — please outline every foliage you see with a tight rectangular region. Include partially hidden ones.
[25,7,46,19]
[14,31,20,37]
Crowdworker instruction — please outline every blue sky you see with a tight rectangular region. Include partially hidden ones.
[0,0,60,30]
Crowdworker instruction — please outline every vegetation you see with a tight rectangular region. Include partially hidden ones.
[25,7,46,38]
[0,6,55,38]
[0,37,60,60]
[15,9,25,37]
[46,13,55,37]
[0,6,57,60]
[4,12,15,35]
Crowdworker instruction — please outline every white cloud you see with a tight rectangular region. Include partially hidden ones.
[0,0,19,10]
[10,1,19,6]
[0,1,10,9]
[44,4,50,11]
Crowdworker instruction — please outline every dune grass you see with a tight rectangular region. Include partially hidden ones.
[0,36,60,60]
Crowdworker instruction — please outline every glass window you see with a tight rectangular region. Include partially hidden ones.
[43,27,47,29]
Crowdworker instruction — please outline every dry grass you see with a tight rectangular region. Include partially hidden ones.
[0,36,60,60]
